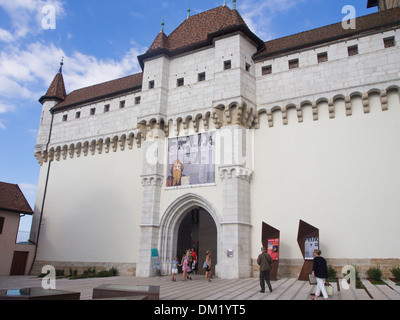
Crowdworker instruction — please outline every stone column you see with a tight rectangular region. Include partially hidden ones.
[136,130,165,277]
[218,124,253,279]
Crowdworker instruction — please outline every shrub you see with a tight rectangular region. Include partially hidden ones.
[328,265,337,281]
[367,265,383,282]
[391,266,400,282]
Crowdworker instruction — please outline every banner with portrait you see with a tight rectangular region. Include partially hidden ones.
[166,132,216,188]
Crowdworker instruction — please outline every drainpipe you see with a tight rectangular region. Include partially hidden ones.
[29,111,54,275]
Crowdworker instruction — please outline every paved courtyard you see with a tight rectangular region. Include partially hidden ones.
[1,275,399,300]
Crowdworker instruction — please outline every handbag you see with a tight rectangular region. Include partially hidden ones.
[203,261,208,269]
[308,273,317,285]
[325,282,333,296]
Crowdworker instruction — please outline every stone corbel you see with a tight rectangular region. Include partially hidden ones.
[68,144,75,158]
[219,165,253,183]
[62,145,68,160]
[76,143,82,158]
[312,101,318,121]
[97,139,103,155]
[345,95,352,116]
[328,98,335,119]
[297,104,303,123]
[90,140,96,155]
[362,93,370,114]
[83,142,89,157]
[380,90,388,111]
[119,135,126,151]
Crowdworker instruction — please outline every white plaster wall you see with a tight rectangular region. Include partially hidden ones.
[35,147,143,263]
[251,89,400,261]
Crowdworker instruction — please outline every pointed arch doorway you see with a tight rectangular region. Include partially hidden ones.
[158,193,221,277]
[177,207,217,275]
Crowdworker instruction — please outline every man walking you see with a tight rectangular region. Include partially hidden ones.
[257,247,273,293]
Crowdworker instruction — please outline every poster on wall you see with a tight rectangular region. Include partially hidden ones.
[166,132,216,188]
[267,238,279,261]
[304,237,319,260]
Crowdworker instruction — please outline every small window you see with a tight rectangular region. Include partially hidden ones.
[245,63,251,72]
[384,37,395,48]
[289,59,299,69]
[149,80,155,89]
[317,52,328,63]
[198,72,206,82]
[62,114,68,122]
[224,60,231,70]
[348,45,358,56]
[90,108,96,116]
[104,105,110,113]
[0,217,4,234]
[135,96,141,105]
[119,100,125,109]
[177,78,184,87]
[262,65,272,75]
[75,112,81,119]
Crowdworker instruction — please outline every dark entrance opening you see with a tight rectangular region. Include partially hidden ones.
[177,207,217,276]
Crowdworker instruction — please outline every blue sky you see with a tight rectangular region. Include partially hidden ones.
[0,0,377,231]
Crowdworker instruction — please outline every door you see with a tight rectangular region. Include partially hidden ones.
[10,251,29,275]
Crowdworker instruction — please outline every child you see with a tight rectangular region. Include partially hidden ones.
[171,257,179,282]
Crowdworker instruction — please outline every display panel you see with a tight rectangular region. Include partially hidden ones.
[166,132,216,188]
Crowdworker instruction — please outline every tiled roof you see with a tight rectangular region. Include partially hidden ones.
[254,7,400,61]
[138,5,265,68]
[52,72,143,111]
[39,70,66,104]
[0,182,34,215]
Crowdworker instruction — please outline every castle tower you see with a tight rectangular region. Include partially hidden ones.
[36,60,66,154]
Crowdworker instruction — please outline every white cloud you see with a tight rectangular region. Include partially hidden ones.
[0,0,65,42]
[239,0,306,40]
[0,41,144,111]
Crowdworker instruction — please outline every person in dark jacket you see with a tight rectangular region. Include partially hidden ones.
[257,247,273,293]
[312,249,329,300]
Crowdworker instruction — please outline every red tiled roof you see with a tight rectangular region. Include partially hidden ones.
[39,71,66,104]
[0,182,34,215]
[138,5,264,68]
[254,7,400,61]
[52,72,143,111]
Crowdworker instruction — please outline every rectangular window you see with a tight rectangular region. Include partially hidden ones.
[198,72,206,82]
[135,96,141,105]
[75,111,81,119]
[119,100,125,109]
[104,105,110,113]
[224,60,231,70]
[90,108,96,116]
[289,59,299,69]
[149,80,155,89]
[262,65,272,75]
[177,78,184,87]
[0,217,4,234]
[62,114,68,122]
[317,52,328,63]
[384,36,395,48]
[245,63,251,72]
[348,45,358,56]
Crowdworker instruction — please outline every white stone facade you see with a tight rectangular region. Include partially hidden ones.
[32,8,400,278]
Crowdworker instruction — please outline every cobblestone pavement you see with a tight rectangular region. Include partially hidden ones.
[1,274,399,300]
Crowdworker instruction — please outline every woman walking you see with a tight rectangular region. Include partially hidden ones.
[205,250,212,282]
[311,249,329,300]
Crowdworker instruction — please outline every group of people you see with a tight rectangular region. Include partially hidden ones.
[171,249,212,282]
[257,247,330,300]
[171,246,329,300]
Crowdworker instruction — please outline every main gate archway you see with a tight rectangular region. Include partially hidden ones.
[158,193,221,276]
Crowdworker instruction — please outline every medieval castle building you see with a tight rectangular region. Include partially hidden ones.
[31,1,400,278]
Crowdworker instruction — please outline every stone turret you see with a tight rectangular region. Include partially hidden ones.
[36,60,66,155]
